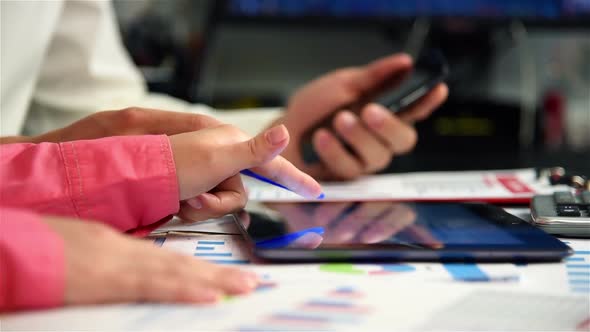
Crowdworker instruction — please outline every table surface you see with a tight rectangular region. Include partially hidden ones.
[3,208,589,332]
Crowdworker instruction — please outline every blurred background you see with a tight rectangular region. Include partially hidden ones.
[112,0,590,174]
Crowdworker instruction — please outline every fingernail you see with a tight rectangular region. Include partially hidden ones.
[236,272,259,292]
[361,231,380,244]
[367,105,388,129]
[399,53,413,66]
[187,196,202,209]
[315,130,331,149]
[265,125,288,145]
[190,288,220,303]
[339,112,356,130]
[244,272,259,289]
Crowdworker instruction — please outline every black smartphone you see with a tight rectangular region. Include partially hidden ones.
[301,50,450,164]
[234,201,572,263]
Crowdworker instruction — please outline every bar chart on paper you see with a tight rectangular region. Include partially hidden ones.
[236,286,372,331]
[160,235,251,265]
[316,262,519,282]
[562,239,590,294]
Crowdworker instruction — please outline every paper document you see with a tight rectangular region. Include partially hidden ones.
[245,168,568,203]
[517,238,590,296]
[150,215,240,236]
[417,290,589,331]
[4,234,588,331]
[4,282,587,331]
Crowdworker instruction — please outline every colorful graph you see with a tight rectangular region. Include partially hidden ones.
[237,286,371,331]
[319,263,416,275]
[562,241,590,294]
[317,262,512,282]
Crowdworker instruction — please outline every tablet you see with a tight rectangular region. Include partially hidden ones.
[234,201,572,262]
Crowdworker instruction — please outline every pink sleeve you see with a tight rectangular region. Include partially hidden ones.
[0,135,179,231]
[0,208,64,311]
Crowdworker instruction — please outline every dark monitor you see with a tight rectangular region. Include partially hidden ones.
[222,0,590,26]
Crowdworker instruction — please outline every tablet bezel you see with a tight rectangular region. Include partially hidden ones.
[233,202,572,263]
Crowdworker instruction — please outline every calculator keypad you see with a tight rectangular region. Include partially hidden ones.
[553,191,589,217]
[530,191,590,237]
[556,205,581,217]
[553,192,577,205]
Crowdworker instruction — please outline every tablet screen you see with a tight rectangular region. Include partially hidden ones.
[238,202,526,250]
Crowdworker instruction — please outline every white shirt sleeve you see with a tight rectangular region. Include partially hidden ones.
[25,0,145,135]
[24,0,282,137]
[136,93,283,137]
[0,0,63,136]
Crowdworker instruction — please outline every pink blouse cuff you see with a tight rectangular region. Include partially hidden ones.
[58,135,180,231]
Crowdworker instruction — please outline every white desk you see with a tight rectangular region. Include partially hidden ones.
[3,207,589,331]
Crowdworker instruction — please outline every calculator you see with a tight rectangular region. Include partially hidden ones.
[530,191,590,237]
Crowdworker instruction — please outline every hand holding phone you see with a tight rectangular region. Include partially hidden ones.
[301,50,449,164]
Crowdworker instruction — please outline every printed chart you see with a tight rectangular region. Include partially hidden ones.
[159,235,251,265]
[562,239,590,294]
[315,262,518,282]
[236,286,372,331]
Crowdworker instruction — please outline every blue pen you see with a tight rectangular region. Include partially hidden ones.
[255,227,325,249]
[240,169,325,199]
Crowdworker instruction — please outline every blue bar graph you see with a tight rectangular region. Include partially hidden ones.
[193,237,250,265]
[195,252,233,257]
[565,246,590,294]
[197,240,225,245]
[566,257,585,262]
[568,272,590,277]
[566,264,590,269]
[569,279,590,285]
[443,263,489,282]
[195,246,215,250]
[209,259,250,265]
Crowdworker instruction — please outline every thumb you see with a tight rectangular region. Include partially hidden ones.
[226,124,290,172]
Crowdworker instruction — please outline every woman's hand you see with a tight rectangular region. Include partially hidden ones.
[44,216,258,305]
[170,124,323,222]
[2,107,322,223]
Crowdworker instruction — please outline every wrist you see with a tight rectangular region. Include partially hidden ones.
[0,135,34,144]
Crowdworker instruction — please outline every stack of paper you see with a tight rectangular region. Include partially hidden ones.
[244,168,570,203]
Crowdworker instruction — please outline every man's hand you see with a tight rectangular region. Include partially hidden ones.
[276,53,448,180]
[22,108,223,143]
[44,216,259,305]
